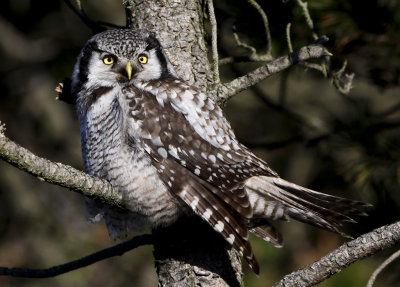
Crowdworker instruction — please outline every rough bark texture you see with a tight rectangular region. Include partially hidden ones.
[131,1,243,286]
[132,0,213,93]
[0,131,121,207]
[153,217,243,287]
[273,221,400,287]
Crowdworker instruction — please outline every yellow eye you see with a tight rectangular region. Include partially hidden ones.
[103,56,115,65]
[138,55,148,64]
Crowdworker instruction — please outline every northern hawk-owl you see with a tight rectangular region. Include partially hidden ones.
[72,29,367,274]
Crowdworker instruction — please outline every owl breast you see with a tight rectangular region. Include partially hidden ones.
[79,88,183,231]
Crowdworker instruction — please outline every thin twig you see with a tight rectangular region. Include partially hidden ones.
[273,221,400,287]
[0,234,153,278]
[219,54,273,65]
[217,36,331,103]
[220,0,273,66]
[366,248,400,287]
[295,0,318,40]
[331,60,355,95]
[63,0,125,33]
[207,0,220,84]
[219,32,273,64]
[233,31,257,54]
[293,0,334,78]
[248,0,272,55]
[286,23,293,53]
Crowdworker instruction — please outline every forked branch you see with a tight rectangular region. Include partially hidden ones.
[216,36,331,103]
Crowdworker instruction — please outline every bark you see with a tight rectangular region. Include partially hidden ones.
[0,131,121,207]
[273,221,400,287]
[131,1,243,286]
[153,217,243,287]
[132,0,213,92]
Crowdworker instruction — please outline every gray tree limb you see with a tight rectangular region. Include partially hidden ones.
[216,36,331,104]
[0,127,122,207]
[273,221,400,287]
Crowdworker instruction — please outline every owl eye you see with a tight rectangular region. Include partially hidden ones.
[138,55,148,64]
[103,55,115,65]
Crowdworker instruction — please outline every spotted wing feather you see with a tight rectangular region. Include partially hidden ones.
[123,83,273,218]
[122,83,269,273]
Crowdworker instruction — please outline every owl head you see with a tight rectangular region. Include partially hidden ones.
[72,29,177,95]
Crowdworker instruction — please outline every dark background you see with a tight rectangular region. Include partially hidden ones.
[0,0,399,286]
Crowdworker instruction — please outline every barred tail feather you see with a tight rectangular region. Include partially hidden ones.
[178,176,260,274]
[245,176,369,238]
[249,221,283,247]
[161,159,260,274]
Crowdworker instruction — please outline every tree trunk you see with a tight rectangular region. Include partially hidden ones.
[132,0,213,92]
[131,1,244,286]
[153,217,243,287]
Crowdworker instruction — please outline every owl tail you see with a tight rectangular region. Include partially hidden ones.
[245,176,371,241]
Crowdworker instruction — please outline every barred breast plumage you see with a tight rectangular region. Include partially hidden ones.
[80,87,183,238]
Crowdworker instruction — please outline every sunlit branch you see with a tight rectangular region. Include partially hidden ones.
[273,221,400,287]
[0,122,123,208]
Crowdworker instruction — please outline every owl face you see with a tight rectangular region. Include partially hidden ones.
[72,29,176,95]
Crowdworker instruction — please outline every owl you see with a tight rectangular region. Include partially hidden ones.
[71,29,367,274]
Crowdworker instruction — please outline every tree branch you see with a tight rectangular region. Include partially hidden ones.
[207,0,220,84]
[0,234,152,278]
[248,0,272,55]
[63,0,125,33]
[366,248,400,287]
[273,221,400,287]
[295,0,318,40]
[219,0,273,66]
[217,36,331,103]
[0,123,123,208]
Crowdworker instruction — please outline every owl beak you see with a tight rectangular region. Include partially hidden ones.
[125,62,133,80]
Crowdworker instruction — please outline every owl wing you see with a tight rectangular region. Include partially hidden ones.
[122,81,267,273]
